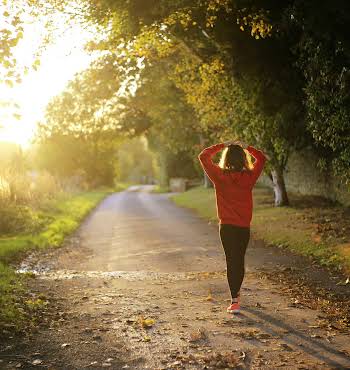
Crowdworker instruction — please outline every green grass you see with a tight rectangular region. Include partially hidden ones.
[172,186,217,221]
[0,188,116,332]
[172,186,350,274]
[0,262,25,329]
[114,182,132,192]
[152,185,170,193]
[0,190,113,264]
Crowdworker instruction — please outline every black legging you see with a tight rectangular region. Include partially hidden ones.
[219,224,250,300]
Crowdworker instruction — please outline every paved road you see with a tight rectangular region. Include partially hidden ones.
[45,185,279,275]
[74,185,225,273]
[2,186,350,369]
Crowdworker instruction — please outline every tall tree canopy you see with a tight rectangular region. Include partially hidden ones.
[36,0,350,202]
[79,0,310,204]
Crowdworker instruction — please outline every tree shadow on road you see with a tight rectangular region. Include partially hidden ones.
[240,307,350,368]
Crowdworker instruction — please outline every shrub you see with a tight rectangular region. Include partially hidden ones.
[0,202,47,235]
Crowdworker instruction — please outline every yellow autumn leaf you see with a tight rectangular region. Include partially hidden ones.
[139,316,155,328]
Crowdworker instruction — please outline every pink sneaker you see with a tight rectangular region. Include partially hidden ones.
[227,297,240,314]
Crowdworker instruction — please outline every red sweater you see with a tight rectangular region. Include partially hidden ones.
[198,143,267,227]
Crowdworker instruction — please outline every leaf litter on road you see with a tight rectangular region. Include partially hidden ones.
[171,350,243,369]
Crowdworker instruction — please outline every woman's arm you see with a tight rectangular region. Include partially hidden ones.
[198,143,226,183]
[246,145,267,183]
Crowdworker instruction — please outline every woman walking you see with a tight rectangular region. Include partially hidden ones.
[198,140,267,314]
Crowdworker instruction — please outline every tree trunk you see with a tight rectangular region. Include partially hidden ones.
[271,167,289,206]
[198,133,213,188]
[159,153,168,189]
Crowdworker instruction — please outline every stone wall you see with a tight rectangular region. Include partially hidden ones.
[259,148,350,207]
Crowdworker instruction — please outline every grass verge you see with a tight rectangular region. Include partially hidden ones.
[0,190,113,264]
[152,185,170,193]
[0,188,115,332]
[171,186,350,275]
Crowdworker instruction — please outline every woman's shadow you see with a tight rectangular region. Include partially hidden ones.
[238,306,350,368]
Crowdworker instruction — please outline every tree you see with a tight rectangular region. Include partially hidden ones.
[125,61,203,186]
[50,0,350,202]
[116,137,156,184]
[36,55,130,186]
[0,0,69,88]
[79,0,309,205]
[287,0,350,183]
[35,132,119,187]
[0,0,25,87]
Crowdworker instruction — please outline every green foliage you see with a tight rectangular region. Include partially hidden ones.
[47,0,350,197]
[152,185,170,193]
[37,53,148,186]
[0,144,62,236]
[288,0,350,182]
[140,69,201,183]
[34,133,118,187]
[0,0,66,90]
[166,150,200,179]
[0,190,111,264]
[40,55,124,138]
[0,262,25,330]
[136,62,200,151]
[81,0,306,186]
[116,137,156,183]
[0,203,47,235]
[0,0,25,86]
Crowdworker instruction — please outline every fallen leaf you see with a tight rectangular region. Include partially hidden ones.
[189,328,206,342]
[139,317,155,329]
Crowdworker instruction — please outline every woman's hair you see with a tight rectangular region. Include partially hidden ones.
[219,144,253,172]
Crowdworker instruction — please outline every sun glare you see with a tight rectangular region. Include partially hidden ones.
[0,10,96,148]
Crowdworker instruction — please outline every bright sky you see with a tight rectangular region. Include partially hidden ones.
[0,9,97,147]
